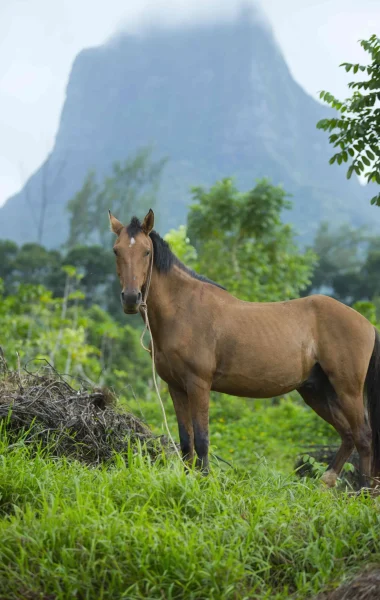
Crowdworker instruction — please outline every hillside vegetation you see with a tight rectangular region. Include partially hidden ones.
[1,176,380,599]
[0,374,379,600]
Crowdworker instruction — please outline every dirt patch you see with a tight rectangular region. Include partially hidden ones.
[0,356,170,465]
[316,568,380,600]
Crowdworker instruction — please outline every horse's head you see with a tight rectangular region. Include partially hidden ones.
[109,209,154,314]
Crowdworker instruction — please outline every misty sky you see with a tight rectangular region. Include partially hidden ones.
[0,0,379,207]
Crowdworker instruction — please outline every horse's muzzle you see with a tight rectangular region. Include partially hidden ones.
[121,289,142,314]
[123,305,140,314]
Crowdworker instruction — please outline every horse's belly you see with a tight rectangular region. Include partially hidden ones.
[211,345,314,398]
[211,377,300,398]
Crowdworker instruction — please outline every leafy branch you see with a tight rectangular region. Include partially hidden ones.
[317,34,380,205]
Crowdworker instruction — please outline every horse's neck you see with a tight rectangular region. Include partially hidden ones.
[144,266,189,344]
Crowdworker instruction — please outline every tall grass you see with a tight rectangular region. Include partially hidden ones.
[0,433,379,600]
[125,391,339,470]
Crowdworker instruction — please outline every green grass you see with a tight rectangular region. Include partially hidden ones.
[125,390,338,470]
[1,435,380,599]
[0,392,379,599]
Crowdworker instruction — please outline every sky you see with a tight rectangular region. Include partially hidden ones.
[0,0,379,207]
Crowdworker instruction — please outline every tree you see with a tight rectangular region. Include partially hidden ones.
[304,222,380,306]
[0,240,122,318]
[0,241,64,296]
[12,243,62,288]
[66,147,167,247]
[63,245,114,307]
[304,222,370,301]
[164,226,197,264]
[0,241,18,287]
[66,171,98,249]
[317,34,380,205]
[38,154,66,245]
[360,238,380,300]
[185,178,316,302]
[18,155,66,245]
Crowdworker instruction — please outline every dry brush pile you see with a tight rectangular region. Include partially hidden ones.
[0,353,169,465]
[316,568,380,600]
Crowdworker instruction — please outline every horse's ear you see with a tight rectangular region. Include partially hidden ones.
[142,209,154,235]
[108,210,123,235]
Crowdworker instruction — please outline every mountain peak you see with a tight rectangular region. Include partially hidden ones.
[0,15,377,248]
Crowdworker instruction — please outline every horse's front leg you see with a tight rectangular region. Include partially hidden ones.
[168,384,194,467]
[188,378,210,474]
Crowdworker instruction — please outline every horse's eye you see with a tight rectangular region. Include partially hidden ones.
[145,250,150,257]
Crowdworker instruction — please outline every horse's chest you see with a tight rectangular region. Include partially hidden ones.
[153,347,183,386]
[153,339,205,388]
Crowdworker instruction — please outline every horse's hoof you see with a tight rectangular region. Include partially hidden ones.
[321,469,338,488]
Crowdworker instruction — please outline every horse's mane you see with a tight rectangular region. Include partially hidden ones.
[126,217,225,291]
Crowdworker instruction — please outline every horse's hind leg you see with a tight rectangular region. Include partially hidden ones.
[317,325,375,489]
[324,362,372,488]
[329,390,371,489]
[298,365,354,488]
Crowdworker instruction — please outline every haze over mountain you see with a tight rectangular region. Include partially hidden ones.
[0,8,378,248]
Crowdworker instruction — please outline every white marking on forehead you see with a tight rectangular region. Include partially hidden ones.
[129,237,136,248]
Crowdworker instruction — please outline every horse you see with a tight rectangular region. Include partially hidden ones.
[109,208,380,489]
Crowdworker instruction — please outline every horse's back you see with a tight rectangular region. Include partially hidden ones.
[211,292,375,398]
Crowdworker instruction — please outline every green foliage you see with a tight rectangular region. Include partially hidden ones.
[2,177,319,318]
[127,389,337,471]
[64,244,115,306]
[360,238,380,301]
[306,222,380,308]
[0,273,150,393]
[0,436,379,599]
[164,225,198,264]
[187,178,316,300]
[1,190,379,598]
[317,35,380,205]
[353,300,378,326]
[10,243,61,288]
[67,147,167,247]
[0,240,18,286]
[0,240,123,318]
[65,170,98,249]
[305,222,370,301]
[0,241,63,296]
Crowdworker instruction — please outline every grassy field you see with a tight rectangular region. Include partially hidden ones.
[126,390,338,471]
[1,390,380,599]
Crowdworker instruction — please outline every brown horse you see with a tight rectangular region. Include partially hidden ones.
[109,209,380,489]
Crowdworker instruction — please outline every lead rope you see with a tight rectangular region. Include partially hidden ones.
[140,238,182,462]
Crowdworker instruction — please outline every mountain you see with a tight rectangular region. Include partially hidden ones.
[0,9,378,248]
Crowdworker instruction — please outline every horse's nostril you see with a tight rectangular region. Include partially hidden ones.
[121,290,141,305]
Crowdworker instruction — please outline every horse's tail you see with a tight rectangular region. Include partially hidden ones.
[366,328,380,476]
